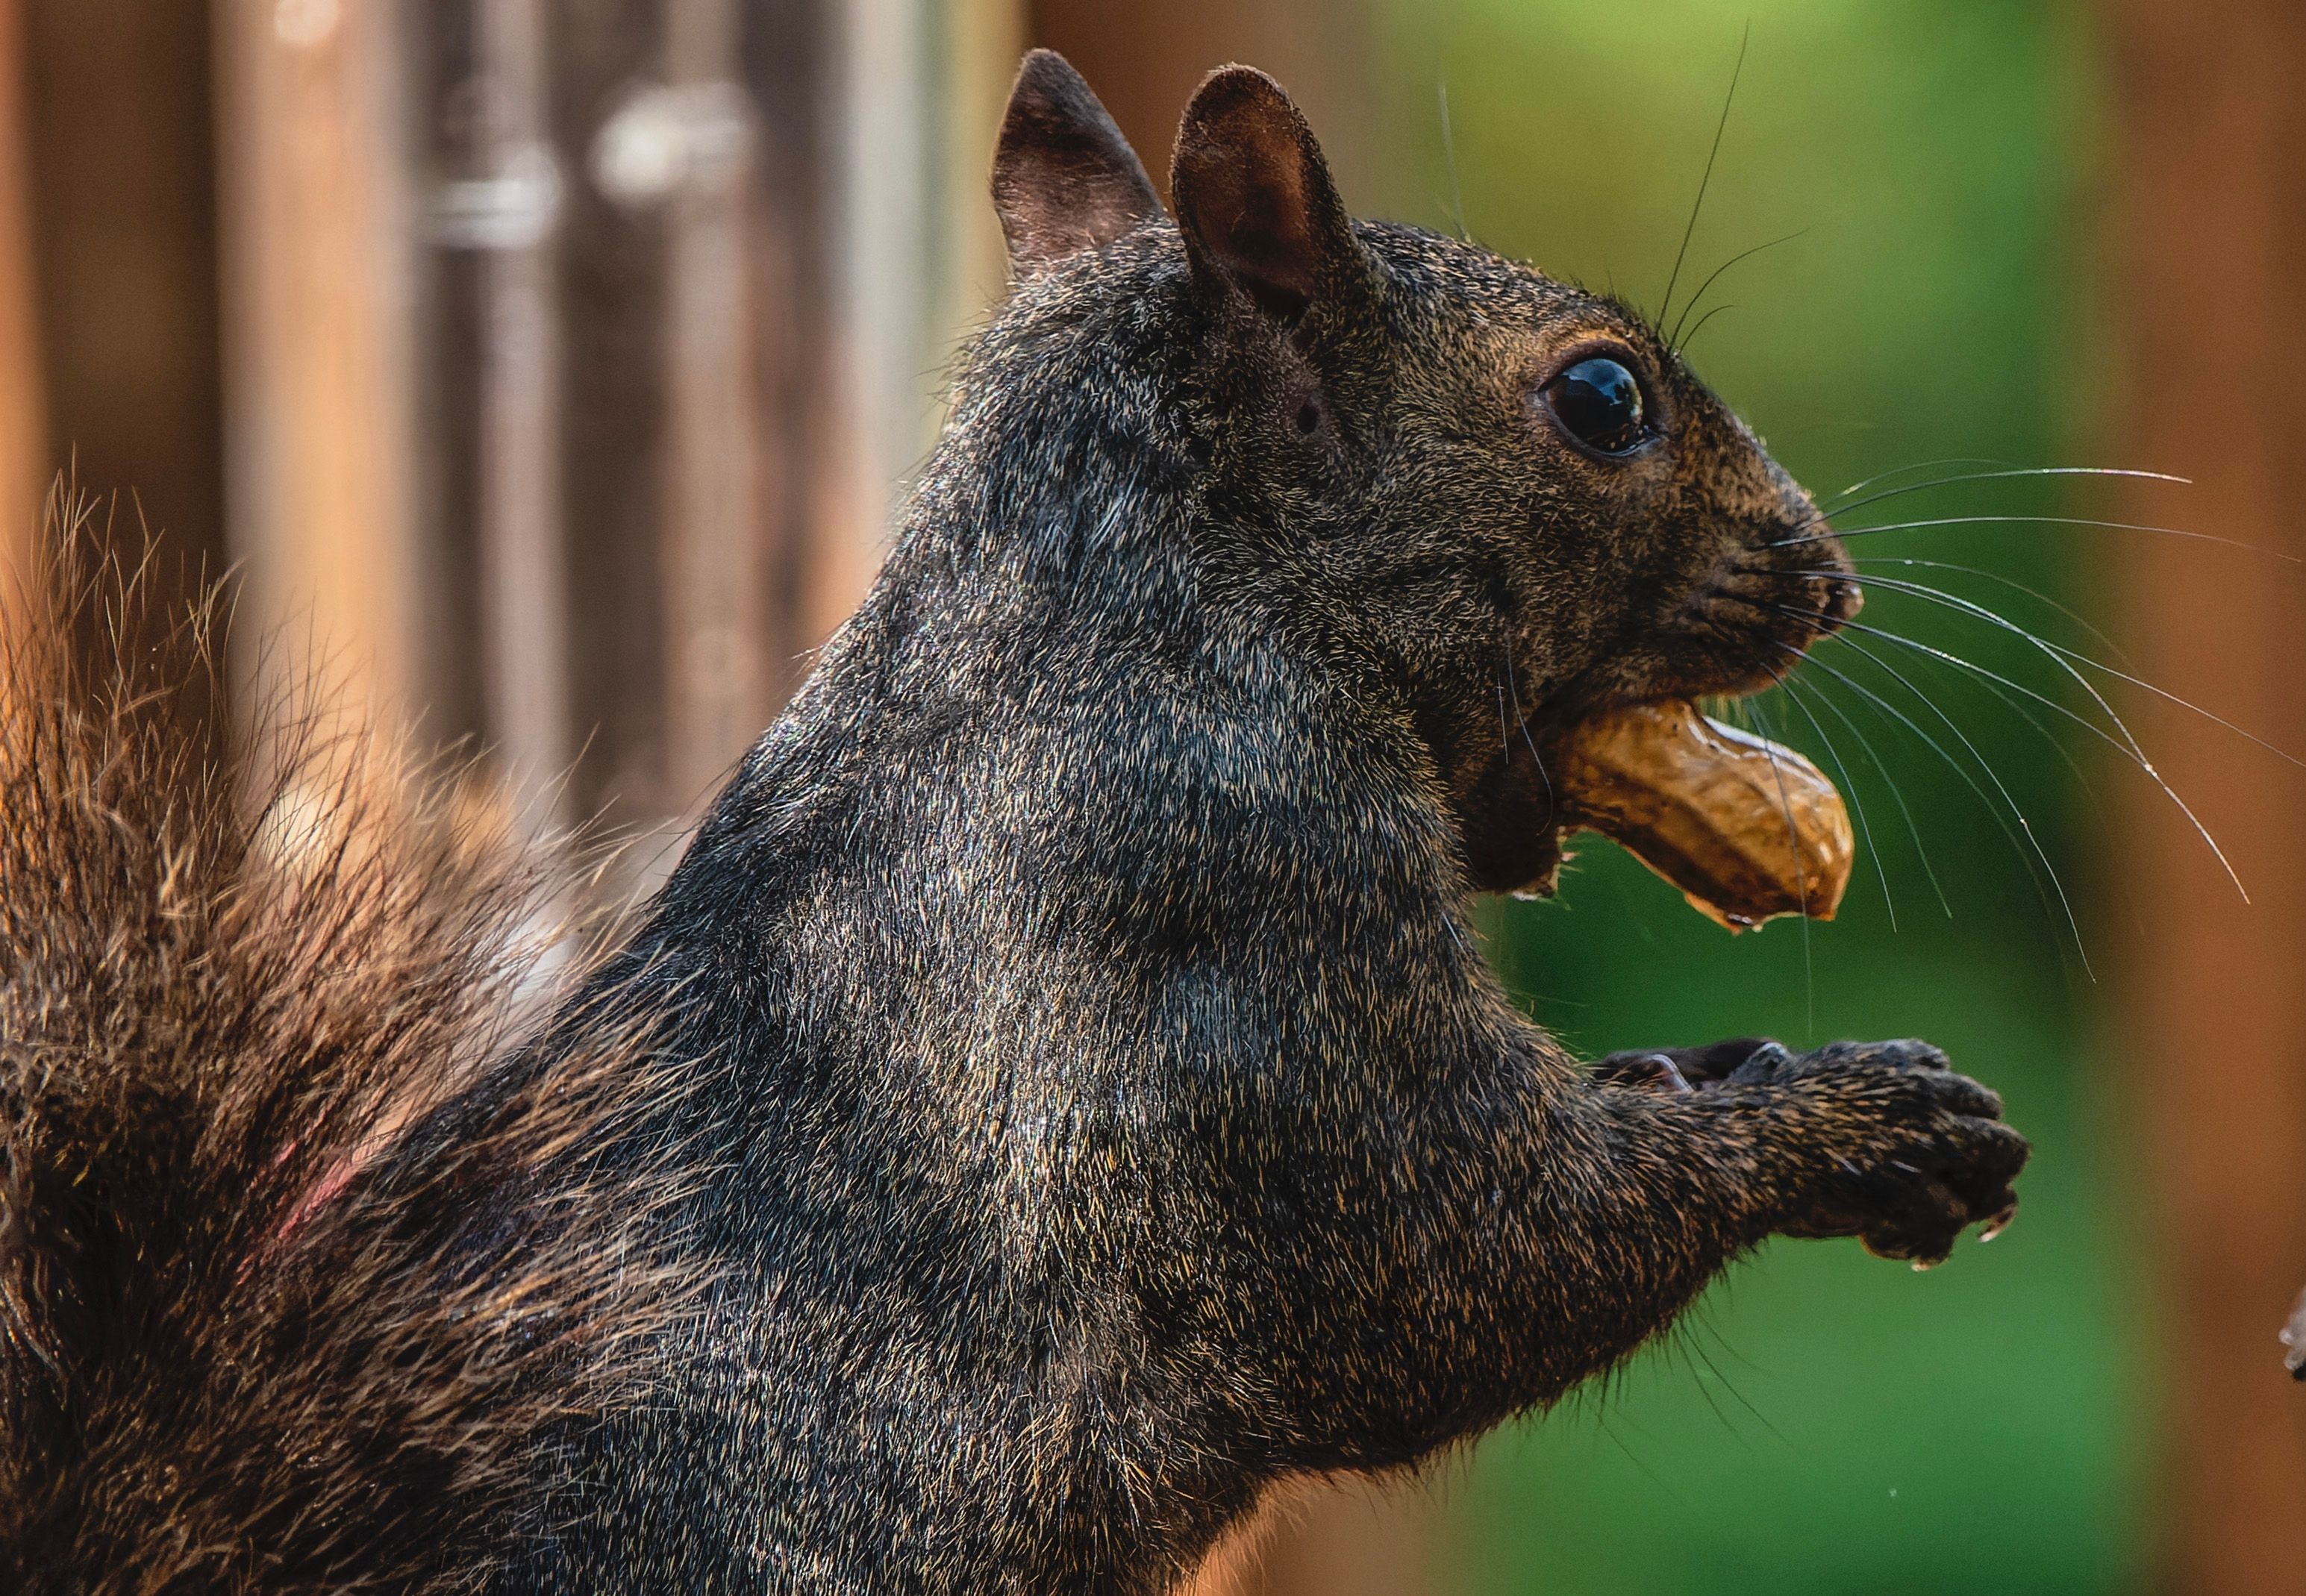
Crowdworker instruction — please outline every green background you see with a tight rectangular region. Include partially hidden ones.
[1367,3,2145,1590]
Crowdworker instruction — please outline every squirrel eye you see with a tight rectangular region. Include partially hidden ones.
[1542,357,1647,455]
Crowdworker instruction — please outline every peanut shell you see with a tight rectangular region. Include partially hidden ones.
[1552,700,1853,931]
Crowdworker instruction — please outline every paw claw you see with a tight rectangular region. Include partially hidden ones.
[1630,1054,1694,1094]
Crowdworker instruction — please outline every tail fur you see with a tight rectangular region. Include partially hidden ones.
[0,512,693,1594]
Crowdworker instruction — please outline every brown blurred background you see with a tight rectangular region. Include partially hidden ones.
[0,1,2296,1592]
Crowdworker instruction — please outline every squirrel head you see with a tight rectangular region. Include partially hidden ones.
[990,52,1862,891]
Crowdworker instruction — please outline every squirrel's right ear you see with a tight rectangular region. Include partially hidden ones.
[992,51,1163,280]
[1172,66,1367,331]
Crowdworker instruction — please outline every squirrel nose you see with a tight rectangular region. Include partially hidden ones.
[1822,577,1864,625]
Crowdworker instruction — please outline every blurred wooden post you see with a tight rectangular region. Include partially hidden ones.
[474,0,569,812]
[816,0,936,643]
[800,0,1021,679]
[2116,4,2306,1593]
[19,0,225,694]
[0,0,40,613]
[658,0,767,804]
[942,0,1026,336]
[216,0,419,723]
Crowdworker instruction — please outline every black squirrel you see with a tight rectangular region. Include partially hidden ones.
[0,51,2027,1596]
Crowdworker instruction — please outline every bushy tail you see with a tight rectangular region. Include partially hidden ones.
[0,515,694,1594]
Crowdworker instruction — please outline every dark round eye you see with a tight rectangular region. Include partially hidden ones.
[1541,357,1648,454]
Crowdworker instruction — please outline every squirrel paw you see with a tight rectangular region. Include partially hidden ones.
[1722,1038,2029,1268]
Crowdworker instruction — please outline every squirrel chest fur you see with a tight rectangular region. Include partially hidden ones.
[0,50,2026,1596]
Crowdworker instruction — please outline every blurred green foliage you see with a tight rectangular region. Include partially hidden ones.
[1368,3,2144,1591]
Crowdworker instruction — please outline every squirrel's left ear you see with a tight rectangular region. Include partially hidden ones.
[1172,66,1368,330]
[992,51,1163,280]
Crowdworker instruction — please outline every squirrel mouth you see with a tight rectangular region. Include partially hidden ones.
[1546,699,1853,931]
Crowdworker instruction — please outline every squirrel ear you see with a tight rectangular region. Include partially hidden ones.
[1171,66,1363,328]
[992,51,1163,279]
